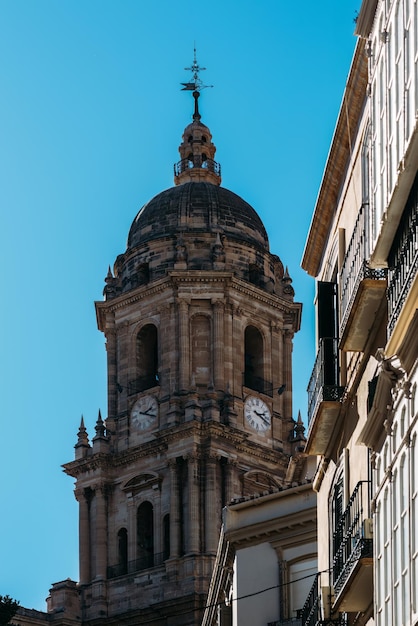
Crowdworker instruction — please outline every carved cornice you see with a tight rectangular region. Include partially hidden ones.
[65,418,290,480]
[95,277,173,330]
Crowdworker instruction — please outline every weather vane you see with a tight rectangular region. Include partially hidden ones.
[181,46,213,121]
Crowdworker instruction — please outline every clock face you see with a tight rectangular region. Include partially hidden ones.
[131,396,158,430]
[244,396,271,432]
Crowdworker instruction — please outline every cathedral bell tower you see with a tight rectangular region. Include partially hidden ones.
[63,53,302,626]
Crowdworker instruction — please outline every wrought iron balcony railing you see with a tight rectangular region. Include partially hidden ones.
[299,574,320,626]
[307,338,345,425]
[339,203,387,343]
[332,481,372,595]
[174,157,221,176]
[128,374,160,395]
[387,178,418,336]
[107,550,166,579]
[243,373,273,397]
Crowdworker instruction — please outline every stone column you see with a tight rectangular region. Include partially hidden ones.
[95,484,107,579]
[187,454,200,554]
[169,460,180,558]
[205,454,219,554]
[75,488,91,585]
[213,300,224,391]
[178,299,190,392]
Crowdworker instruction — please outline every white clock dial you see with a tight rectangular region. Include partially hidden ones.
[244,396,271,432]
[131,396,158,430]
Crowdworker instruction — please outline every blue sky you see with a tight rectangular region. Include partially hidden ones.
[0,0,360,611]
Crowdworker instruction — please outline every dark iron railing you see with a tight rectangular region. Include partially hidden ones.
[387,178,418,336]
[267,619,302,626]
[107,550,166,579]
[243,373,273,397]
[128,374,159,396]
[174,157,221,177]
[332,481,372,595]
[307,338,345,424]
[299,574,320,626]
[339,203,387,339]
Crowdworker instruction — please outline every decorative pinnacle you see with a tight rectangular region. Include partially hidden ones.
[181,46,213,121]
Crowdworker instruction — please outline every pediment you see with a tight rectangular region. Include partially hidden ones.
[122,472,160,494]
[242,470,282,497]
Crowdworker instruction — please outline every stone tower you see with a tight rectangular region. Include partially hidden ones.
[63,61,302,626]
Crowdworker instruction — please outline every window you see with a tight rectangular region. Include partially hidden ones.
[137,501,154,569]
[132,324,159,393]
[118,528,128,575]
[244,325,265,393]
[317,281,340,388]
[332,474,344,564]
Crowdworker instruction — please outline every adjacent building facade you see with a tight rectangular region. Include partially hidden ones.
[301,0,418,625]
[202,461,317,626]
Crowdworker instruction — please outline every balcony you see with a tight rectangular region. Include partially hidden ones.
[174,156,221,177]
[299,574,320,626]
[305,338,345,456]
[295,575,346,626]
[332,481,373,612]
[339,204,387,352]
[387,180,418,339]
[107,551,166,579]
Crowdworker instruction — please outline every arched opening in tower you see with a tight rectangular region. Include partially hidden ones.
[135,324,159,392]
[137,501,154,569]
[244,325,264,393]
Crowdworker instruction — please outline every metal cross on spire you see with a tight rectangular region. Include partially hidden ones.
[181,46,213,92]
[181,47,213,121]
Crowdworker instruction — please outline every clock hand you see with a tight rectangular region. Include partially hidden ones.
[254,410,269,424]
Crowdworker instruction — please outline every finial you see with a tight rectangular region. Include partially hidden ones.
[294,411,306,439]
[94,409,106,439]
[76,415,89,442]
[283,266,292,283]
[75,415,90,456]
[181,46,213,122]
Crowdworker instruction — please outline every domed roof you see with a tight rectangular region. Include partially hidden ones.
[127,182,269,251]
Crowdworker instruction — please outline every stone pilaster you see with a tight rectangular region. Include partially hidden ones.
[224,301,234,394]
[169,459,181,558]
[205,454,219,554]
[94,484,108,579]
[226,459,238,504]
[178,299,190,392]
[186,453,200,553]
[283,329,294,420]
[127,496,136,564]
[213,300,224,391]
[75,487,91,585]
[105,314,117,420]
